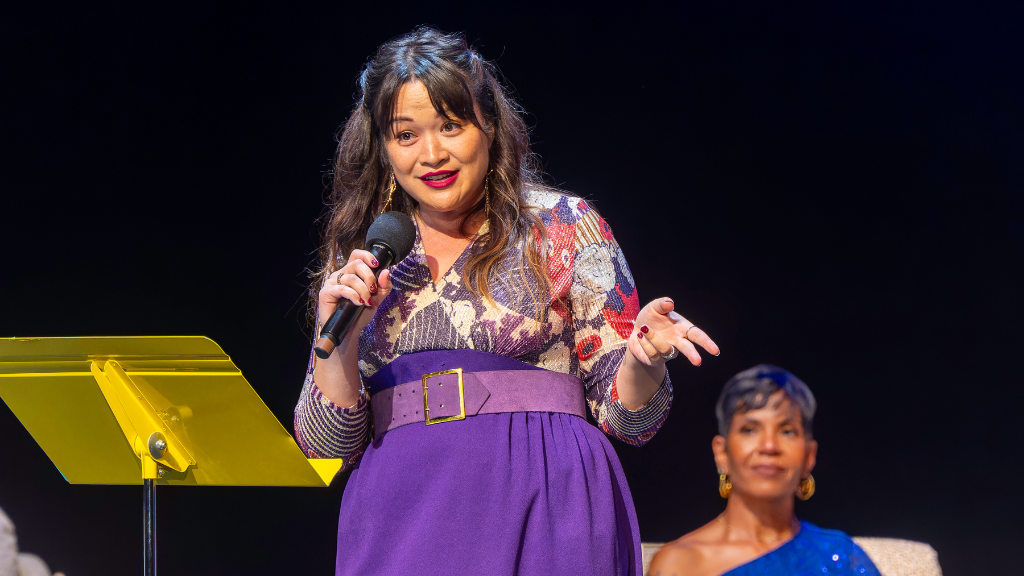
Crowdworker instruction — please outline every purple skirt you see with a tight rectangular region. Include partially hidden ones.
[335,351,641,576]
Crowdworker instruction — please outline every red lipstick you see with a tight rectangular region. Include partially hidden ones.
[419,170,459,189]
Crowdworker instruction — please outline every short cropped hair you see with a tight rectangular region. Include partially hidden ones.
[715,364,817,438]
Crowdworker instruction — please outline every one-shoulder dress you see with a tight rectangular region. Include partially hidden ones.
[724,522,882,576]
[294,191,673,576]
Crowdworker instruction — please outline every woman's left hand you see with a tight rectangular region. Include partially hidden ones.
[628,297,720,367]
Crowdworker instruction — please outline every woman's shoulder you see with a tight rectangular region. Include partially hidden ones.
[795,521,872,559]
[526,188,585,211]
[795,522,886,575]
[648,522,725,576]
[798,521,857,545]
[648,539,707,576]
[525,189,615,245]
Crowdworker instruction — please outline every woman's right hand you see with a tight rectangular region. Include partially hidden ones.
[313,249,395,407]
[318,249,395,335]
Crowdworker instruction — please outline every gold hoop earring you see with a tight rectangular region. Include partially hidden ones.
[381,172,396,214]
[796,474,815,501]
[718,472,732,499]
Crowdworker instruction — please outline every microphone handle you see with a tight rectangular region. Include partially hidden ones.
[313,242,395,359]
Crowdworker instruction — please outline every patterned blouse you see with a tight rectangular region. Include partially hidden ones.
[294,190,673,469]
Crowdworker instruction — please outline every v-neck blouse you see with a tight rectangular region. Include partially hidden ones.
[295,190,673,468]
[408,215,481,288]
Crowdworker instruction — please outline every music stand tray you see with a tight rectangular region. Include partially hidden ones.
[0,336,343,575]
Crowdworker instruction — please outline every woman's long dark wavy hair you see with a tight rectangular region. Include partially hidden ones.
[315,26,553,317]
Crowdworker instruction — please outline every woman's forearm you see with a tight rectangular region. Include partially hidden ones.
[614,352,666,410]
[594,350,673,446]
[311,255,395,408]
[311,332,364,408]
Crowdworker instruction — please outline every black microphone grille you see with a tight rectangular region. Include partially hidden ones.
[366,211,416,262]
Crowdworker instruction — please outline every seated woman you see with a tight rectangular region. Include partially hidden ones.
[1,507,64,576]
[648,365,881,576]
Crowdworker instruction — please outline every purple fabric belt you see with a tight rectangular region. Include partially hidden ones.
[369,351,586,435]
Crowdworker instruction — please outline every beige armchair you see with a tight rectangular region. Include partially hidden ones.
[850,537,943,576]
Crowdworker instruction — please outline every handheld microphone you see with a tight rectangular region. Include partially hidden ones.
[314,211,415,359]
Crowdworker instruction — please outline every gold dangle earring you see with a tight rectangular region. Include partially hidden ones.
[381,172,396,214]
[718,470,732,499]
[796,474,815,500]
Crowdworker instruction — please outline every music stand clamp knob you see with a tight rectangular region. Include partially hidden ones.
[148,432,167,460]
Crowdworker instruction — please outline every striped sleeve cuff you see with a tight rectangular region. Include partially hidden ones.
[294,372,371,468]
[603,370,673,446]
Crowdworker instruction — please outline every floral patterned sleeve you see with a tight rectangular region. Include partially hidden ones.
[293,332,372,470]
[561,199,673,446]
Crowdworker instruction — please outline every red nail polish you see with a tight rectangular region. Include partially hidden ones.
[368,297,374,306]
[640,325,649,334]
[370,284,377,293]
[371,258,379,267]
[637,332,644,340]
[358,298,365,305]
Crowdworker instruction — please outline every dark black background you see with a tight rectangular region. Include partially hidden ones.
[2,1,1022,575]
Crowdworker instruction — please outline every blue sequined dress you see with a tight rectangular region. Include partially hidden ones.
[724,522,881,576]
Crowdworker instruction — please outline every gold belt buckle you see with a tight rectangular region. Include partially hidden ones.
[422,368,466,425]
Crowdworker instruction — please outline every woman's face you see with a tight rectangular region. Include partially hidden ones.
[384,80,492,224]
[712,391,817,502]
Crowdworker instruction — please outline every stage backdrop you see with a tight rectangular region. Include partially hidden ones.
[2,2,1021,575]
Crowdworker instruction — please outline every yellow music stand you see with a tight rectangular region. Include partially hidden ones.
[0,336,342,576]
